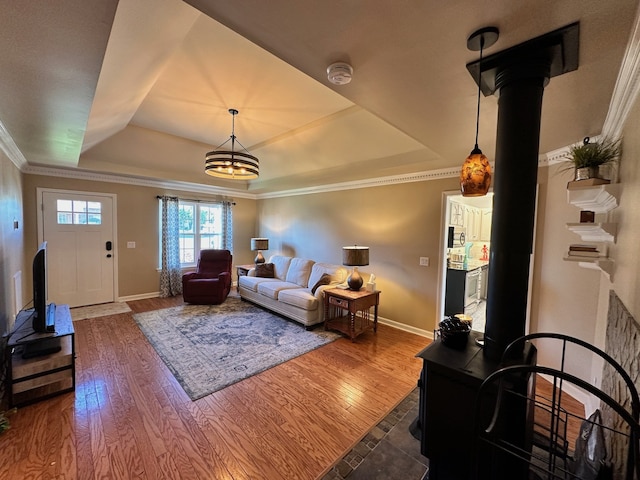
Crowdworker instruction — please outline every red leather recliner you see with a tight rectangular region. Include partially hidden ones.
[182,249,233,304]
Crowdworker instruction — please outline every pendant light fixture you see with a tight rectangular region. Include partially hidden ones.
[205,108,259,180]
[460,27,499,197]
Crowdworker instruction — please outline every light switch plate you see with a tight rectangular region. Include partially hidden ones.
[419,257,429,266]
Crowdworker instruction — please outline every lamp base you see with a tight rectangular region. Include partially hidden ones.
[347,267,363,290]
[254,251,265,264]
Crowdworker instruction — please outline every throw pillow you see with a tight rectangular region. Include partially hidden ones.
[255,263,275,278]
[311,273,332,294]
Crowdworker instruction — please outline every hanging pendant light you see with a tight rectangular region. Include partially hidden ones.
[205,108,259,180]
[460,27,499,197]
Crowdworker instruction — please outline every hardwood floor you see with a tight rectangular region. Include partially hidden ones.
[0,297,428,480]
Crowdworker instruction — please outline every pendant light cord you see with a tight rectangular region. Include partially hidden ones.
[474,36,484,150]
[230,110,236,159]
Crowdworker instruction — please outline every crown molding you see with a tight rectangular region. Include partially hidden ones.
[602,4,640,139]
[0,120,27,170]
[19,158,555,200]
[22,164,256,199]
[255,167,462,199]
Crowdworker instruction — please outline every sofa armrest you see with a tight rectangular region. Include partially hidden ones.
[247,268,257,277]
[313,283,335,301]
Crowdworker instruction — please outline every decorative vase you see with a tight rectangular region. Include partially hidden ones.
[575,166,599,181]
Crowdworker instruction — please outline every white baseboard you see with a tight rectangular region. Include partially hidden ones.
[377,315,434,340]
[117,291,160,302]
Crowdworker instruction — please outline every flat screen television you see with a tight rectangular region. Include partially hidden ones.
[32,241,55,332]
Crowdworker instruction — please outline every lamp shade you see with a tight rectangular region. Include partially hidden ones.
[250,238,269,251]
[342,246,369,266]
[460,148,492,196]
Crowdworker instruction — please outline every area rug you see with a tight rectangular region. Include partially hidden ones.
[71,302,132,321]
[133,298,340,400]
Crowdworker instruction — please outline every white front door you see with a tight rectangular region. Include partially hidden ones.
[39,189,116,308]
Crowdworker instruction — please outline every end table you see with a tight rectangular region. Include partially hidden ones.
[324,288,380,341]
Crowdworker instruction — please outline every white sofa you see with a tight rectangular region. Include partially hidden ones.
[238,255,348,328]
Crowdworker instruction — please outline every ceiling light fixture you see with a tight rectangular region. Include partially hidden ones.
[460,27,499,197]
[205,108,259,180]
[327,62,353,85]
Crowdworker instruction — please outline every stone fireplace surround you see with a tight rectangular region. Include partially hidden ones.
[601,290,640,477]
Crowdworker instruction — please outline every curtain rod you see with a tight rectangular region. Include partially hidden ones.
[156,195,235,205]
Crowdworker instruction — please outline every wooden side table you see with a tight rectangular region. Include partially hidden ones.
[324,288,380,341]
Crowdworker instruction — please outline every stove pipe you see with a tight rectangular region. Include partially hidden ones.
[476,23,580,360]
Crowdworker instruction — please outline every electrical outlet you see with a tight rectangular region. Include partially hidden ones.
[419,256,429,266]
[127,241,136,248]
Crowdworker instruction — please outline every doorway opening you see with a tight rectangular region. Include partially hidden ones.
[37,188,118,308]
[440,191,493,332]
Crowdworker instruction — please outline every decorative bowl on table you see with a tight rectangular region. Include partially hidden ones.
[438,316,471,349]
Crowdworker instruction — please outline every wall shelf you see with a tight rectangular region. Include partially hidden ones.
[566,222,617,243]
[562,255,613,280]
[565,182,618,279]
[566,184,619,213]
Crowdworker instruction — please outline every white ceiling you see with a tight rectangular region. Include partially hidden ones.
[1,0,638,194]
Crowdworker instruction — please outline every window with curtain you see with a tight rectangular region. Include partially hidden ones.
[177,200,233,266]
[159,197,233,269]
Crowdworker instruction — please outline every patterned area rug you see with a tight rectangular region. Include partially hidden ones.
[133,298,340,400]
[71,302,132,321]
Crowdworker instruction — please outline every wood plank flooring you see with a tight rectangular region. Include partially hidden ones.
[0,296,428,480]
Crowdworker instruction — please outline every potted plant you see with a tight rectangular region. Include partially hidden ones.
[565,136,621,181]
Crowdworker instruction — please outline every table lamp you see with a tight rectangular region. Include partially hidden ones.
[342,245,369,290]
[251,238,269,264]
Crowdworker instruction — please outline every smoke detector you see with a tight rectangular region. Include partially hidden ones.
[327,62,353,85]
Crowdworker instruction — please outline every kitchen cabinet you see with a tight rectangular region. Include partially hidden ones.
[480,209,492,241]
[463,205,482,241]
[450,201,464,226]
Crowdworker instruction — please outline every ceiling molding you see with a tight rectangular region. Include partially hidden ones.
[543,145,572,166]
[22,164,256,200]
[601,3,640,140]
[254,167,462,199]
[21,156,565,201]
[0,119,27,170]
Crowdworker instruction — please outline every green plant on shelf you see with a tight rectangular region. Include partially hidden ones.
[561,136,621,180]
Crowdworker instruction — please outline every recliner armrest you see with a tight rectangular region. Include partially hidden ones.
[182,271,198,281]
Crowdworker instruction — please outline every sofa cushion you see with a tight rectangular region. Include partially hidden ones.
[269,255,292,280]
[257,281,301,300]
[238,275,279,292]
[308,263,348,289]
[278,288,319,311]
[285,258,315,287]
[311,273,332,294]
[254,263,275,278]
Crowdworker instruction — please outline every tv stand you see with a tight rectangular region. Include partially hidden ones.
[45,302,56,332]
[7,304,75,407]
